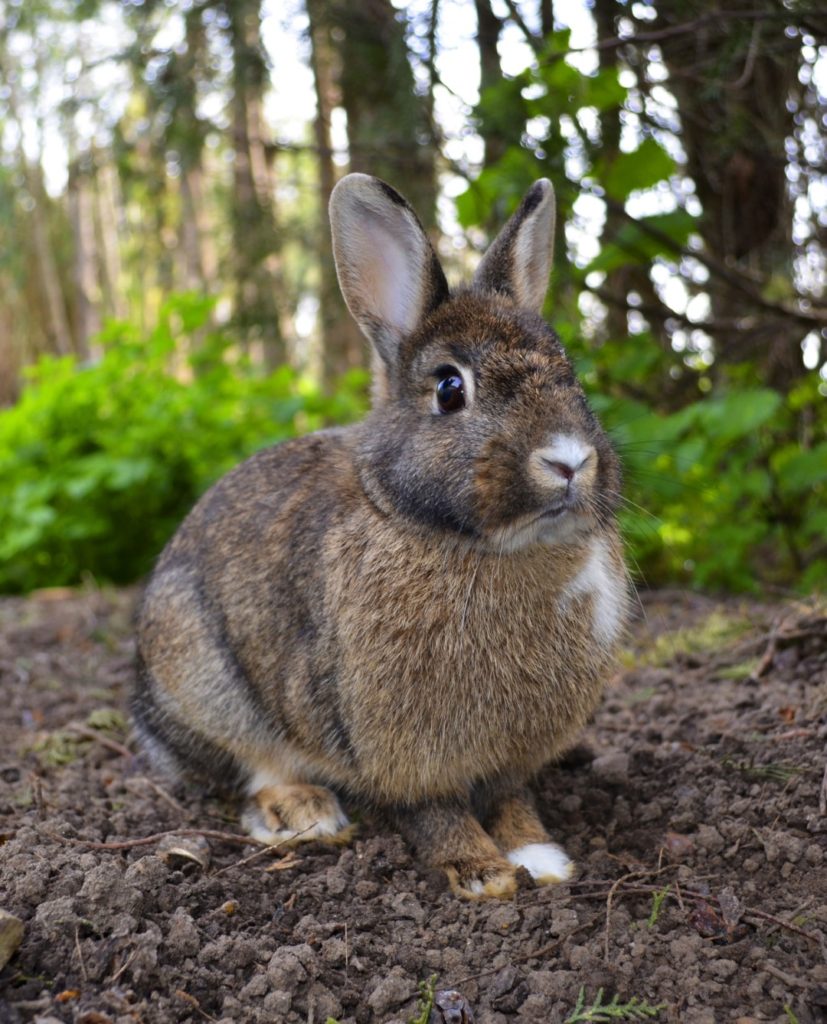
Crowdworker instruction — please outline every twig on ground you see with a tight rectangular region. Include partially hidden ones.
[215,823,318,874]
[73,924,87,982]
[175,989,218,1022]
[109,949,136,984]
[66,723,134,760]
[742,909,822,946]
[605,865,677,960]
[125,775,190,817]
[44,827,265,851]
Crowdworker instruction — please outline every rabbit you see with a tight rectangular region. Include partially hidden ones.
[133,173,632,899]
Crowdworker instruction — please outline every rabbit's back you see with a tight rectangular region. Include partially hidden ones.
[135,429,365,789]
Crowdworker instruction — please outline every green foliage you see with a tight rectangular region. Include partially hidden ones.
[409,975,437,1024]
[456,29,827,594]
[565,987,665,1022]
[0,295,368,593]
[647,885,670,928]
[591,378,827,591]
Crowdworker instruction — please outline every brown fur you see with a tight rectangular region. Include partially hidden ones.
[133,174,632,897]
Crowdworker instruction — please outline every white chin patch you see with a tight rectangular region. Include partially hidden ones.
[506,842,573,882]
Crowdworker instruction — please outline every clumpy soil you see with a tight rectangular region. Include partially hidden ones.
[1,587,825,1024]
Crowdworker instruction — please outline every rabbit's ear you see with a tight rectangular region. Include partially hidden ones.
[330,174,449,368]
[472,179,556,313]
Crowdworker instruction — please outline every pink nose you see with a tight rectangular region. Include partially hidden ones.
[543,458,576,482]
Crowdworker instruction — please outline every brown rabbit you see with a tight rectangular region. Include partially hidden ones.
[133,174,631,898]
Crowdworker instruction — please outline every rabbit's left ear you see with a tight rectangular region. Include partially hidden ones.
[472,179,556,313]
[329,174,449,369]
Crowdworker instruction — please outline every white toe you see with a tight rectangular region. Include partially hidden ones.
[506,842,573,881]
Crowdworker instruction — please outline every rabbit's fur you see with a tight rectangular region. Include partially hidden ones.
[133,174,631,898]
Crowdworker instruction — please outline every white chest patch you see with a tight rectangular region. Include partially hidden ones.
[563,536,624,646]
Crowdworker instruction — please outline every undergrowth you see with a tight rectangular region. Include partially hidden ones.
[565,987,666,1022]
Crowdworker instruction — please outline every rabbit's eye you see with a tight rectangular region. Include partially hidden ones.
[436,373,465,413]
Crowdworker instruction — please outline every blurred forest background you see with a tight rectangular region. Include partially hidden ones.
[0,0,826,594]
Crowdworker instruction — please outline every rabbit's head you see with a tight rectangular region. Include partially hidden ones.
[330,175,621,553]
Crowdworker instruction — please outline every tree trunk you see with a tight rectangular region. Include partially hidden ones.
[0,56,73,358]
[68,151,102,360]
[653,0,801,390]
[225,0,287,367]
[335,0,437,232]
[474,0,506,169]
[93,153,128,321]
[307,0,365,385]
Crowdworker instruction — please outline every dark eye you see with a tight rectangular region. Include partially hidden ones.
[435,372,465,414]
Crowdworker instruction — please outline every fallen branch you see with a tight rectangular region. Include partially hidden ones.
[44,827,265,851]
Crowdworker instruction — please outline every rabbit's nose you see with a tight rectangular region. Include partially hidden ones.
[533,436,595,486]
[543,458,577,482]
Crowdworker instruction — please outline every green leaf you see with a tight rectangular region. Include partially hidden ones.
[696,389,782,444]
[600,138,677,201]
[772,441,827,495]
[585,210,697,274]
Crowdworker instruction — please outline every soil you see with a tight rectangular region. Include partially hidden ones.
[0,586,825,1024]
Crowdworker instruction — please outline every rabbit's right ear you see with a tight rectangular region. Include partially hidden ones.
[330,174,449,371]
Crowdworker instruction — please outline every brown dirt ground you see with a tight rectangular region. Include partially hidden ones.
[0,587,825,1024]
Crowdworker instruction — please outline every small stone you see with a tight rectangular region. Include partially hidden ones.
[367,968,413,1015]
[708,958,738,979]
[266,948,308,993]
[325,866,348,895]
[695,824,724,854]
[805,843,823,866]
[165,908,200,957]
[486,904,520,932]
[549,907,579,936]
[321,937,348,965]
[390,891,425,924]
[0,910,24,970]
[591,752,630,785]
[302,981,342,1022]
[34,896,78,937]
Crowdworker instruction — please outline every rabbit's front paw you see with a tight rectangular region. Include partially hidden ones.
[444,857,519,900]
[506,842,574,883]
[242,784,353,846]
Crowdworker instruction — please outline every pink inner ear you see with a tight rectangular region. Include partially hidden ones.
[356,210,426,336]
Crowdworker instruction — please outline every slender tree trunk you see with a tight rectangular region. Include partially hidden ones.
[335,0,437,231]
[307,0,364,385]
[68,151,102,360]
[0,56,73,357]
[93,153,127,320]
[225,0,287,367]
[653,0,801,389]
[474,0,506,169]
[540,0,554,37]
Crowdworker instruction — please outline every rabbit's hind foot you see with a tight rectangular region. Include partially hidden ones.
[444,857,519,901]
[506,842,573,883]
[242,784,353,846]
[484,786,575,884]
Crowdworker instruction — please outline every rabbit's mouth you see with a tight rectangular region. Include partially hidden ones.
[540,504,568,520]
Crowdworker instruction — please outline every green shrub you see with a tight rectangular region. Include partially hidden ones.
[0,295,367,593]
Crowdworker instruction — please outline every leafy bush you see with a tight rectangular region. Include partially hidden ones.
[0,295,368,593]
[455,30,827,594]
[583,350,827,593]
